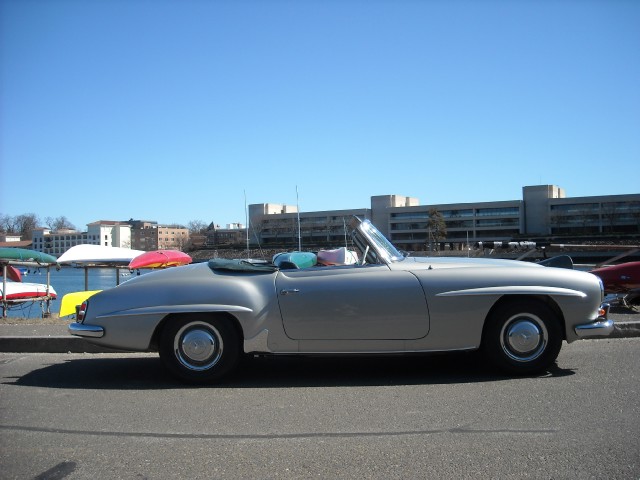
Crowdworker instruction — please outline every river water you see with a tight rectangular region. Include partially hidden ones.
[2,267,148,318]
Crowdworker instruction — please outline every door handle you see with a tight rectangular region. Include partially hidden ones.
[280,289,300,295]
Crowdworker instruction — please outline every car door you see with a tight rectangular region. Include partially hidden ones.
[276,265,430,340]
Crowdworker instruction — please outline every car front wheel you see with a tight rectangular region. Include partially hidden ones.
[159,314,240,384]
[482,300,563,375]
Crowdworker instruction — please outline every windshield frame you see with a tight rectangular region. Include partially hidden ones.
[350,217,405,265]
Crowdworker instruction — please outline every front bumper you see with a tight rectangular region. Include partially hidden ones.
[574,303,614,338]
[69,322,104,338]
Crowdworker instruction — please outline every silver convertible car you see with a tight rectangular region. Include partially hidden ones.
[70,217,613,383]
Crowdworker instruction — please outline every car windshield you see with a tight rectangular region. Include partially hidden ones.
[351,217,404,264]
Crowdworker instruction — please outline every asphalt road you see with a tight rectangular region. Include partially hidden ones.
[1,338,639,479]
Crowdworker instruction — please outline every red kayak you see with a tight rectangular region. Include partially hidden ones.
[129,250,192,270]
[590,261,640,294]
[0,265,22,282]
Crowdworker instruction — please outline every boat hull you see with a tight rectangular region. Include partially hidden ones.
[57,245,145,265]
[1,282,57,301]
[0,247,57,264]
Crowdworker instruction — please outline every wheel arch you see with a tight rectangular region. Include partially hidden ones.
[482,294,566,342]
[149,311,244,351]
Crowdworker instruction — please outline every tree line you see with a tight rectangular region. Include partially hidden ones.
[0,213,216,241]
[0,213,76,240]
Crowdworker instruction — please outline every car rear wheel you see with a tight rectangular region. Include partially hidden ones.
[482,300,563,375]
[159,314,240,384]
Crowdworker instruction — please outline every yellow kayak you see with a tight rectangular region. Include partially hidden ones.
[59,290,101,317]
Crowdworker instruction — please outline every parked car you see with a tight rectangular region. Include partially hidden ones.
[70,217,613,383]
[590,261,640,312]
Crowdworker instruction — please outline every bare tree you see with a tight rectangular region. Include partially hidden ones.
[0,214,13,233]
[44,216,76,231]
[187,220,207,234]
[15,213,39,240]
[167,231,184,251]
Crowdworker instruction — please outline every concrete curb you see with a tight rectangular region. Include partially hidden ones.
[0,336,131,353]
[609,321,640,339]
[0,322,638,354]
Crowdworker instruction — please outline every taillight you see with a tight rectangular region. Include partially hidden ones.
[77,301,88,322]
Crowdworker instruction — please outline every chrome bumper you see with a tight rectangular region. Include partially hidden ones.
[69,322,104,338]
[574,303,614,338]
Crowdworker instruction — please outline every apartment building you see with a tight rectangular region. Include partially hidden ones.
[30,220,189,256]
[31,221,132,257]
[129,221,189,251]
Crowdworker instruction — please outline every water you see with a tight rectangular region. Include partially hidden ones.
[2,267,144,318]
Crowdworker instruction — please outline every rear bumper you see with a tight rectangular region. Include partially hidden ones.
[574,303,614,338]
[68,322,104,338]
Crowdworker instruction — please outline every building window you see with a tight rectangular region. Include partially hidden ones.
[476,218,520,227]
[391,212,429,220]
[476,207,520,216]
[440,209,474,218]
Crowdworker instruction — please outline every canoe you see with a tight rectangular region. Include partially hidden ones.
[59,290,101,317]
[0,247,57,264]
[590,261,640,294]
[57,245,145,265]
[129,250,192,270]
[272,251,317,269]
[0,281,57,301]
[1,265,23,282]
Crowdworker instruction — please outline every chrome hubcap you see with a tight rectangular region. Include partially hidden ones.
[500,314,548,362]
[174,321,223,371]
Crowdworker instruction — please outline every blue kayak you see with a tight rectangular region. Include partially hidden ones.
[272,251,317,269]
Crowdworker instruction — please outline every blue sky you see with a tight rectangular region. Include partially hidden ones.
[1,0,638,230]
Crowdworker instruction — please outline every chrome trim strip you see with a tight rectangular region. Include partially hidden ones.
[437,286,587,298]
[96,304,253,319]
[68,323,105,338]
[266,346,478,355]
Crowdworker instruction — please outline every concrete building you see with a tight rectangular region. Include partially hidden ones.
[31,221,132,257]
[248,185,640,250]
[249,204,371,248]
[87,221,132,249]
[130,221,189,251]
[23,185,639,255]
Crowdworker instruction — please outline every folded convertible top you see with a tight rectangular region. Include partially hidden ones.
[208,259,278,273]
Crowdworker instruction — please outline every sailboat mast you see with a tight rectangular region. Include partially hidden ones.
[296,186,301,251]
[244,190,249,260]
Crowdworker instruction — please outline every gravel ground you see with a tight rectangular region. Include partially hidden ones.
[0,314,67,325]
